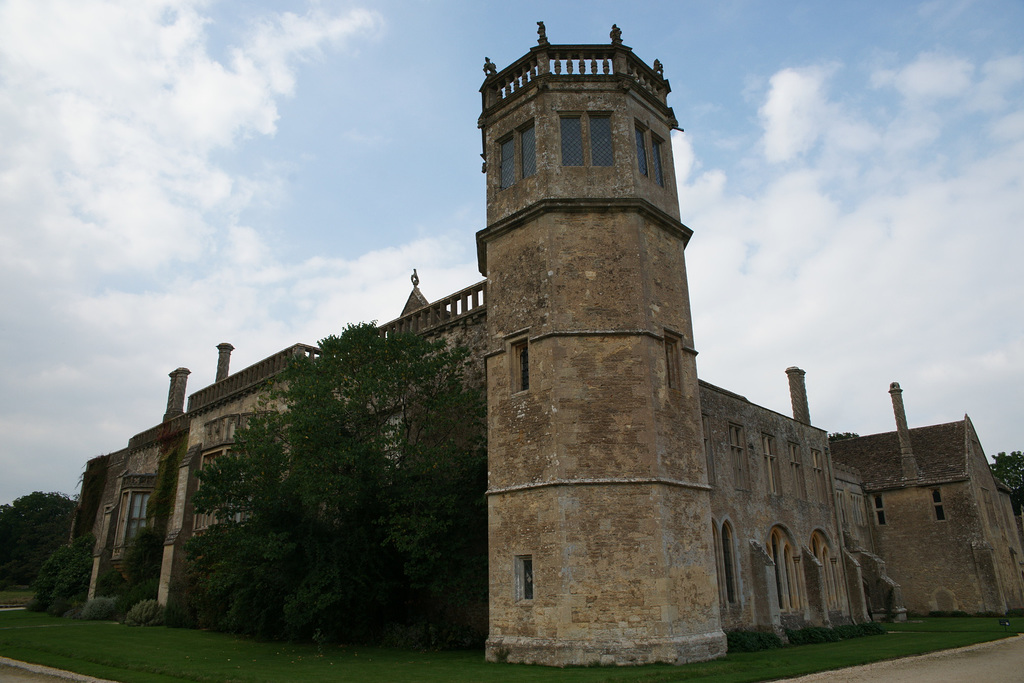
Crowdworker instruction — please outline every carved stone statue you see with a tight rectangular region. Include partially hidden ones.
[411,269,420,288]
[483,57,497,77]
[537,21,548,45]
[653,59,664,77]
[610,24,622,45]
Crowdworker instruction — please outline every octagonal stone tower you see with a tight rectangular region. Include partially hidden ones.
[478,26,726,666]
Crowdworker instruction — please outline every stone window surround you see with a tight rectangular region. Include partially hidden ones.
[558,111,615,167]
[514,554,534,601]
[497,120,537,190]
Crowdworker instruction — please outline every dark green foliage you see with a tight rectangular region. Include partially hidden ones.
[187,324,487,643]
[125,599,164,626]
[0,491,77,586]
[31,534,94,611]
[786,626,840,645]
[94,568,127,598]
[115,577,159,615]
[1006,608,1024,617]
[380,621,486,651]
[726,629,783,652]
[928,610,971,617]
[989,450,1024,514]
[148,432,187,534]
[79,597,117,621]
[74,457,109,539]
[860,621,886,635]
[122,526,163,587]
[828,432,860,443]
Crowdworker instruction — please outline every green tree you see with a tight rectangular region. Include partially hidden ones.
[186,323,487,641]
[0,491,76,587]
[828,432,860,443]
[990,450,1024,515]
[31,533,94,612]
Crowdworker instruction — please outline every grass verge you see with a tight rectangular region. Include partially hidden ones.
[0,589,33,607]
[0,611,1020,683]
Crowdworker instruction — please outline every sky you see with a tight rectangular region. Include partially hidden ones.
[1,0,1022,505]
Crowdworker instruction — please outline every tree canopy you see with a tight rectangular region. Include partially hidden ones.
[990,450,1024,515]
[828,432,860,443]
[186,323,487,641]
[0,491,76,588]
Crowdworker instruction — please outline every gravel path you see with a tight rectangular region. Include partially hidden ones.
[779,634,1024,682]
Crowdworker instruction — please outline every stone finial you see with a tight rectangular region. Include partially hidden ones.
[610,24,622,45]
[653,59,664,77]
[163,367,191,422]
[537,21,548,45]
[889,382,919,480]
[411,268,420,287]
[786,367,811,424]
[216,343,234,383]
[483,57,497,77]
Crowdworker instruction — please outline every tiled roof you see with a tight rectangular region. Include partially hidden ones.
[830,420,967,491]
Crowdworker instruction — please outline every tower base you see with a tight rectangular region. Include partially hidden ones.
[485,631,727,667]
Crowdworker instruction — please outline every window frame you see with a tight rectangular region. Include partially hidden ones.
[511,338,529,394]
[762,434,780,495]
[514,554,534,601]
[729,423,747,489]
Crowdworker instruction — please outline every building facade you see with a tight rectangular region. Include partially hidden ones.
[73,27,1022,667]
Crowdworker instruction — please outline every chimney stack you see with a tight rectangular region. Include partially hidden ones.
[163,367,191,421]
[889,381,919,480]
[786,367,811,424]
[216,343,234,382]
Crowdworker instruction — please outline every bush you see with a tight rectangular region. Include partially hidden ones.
[726,629,783,653]
[1006,608,1024,618]
[95,569,127,599]
[786,626,840,646]
[46,598,71,618]
[860,621,886,635]
[116,577,159,615]
[80,597,117,621]
[379,621,485,651]
[928,610,970,618]
[125,599,164,627]
[163,595,196,629]
[32,534,94,611]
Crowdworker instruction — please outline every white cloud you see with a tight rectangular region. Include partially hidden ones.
[759,66,834,163]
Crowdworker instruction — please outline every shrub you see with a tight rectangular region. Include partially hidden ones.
[928,610,970,618]
[860,621,886,635]
[95,569,127,599]
[125,599,164,627]
[32,534,94,611]
[163,595,196,629]
[786,626,840,646]
[116,577,159,615]
[1006,608,1024,618]
[726,629,783,653]
[80,597,117,621]
[380,621,485,651]
[46,598,71,618]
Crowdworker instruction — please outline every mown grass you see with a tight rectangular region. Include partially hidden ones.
[0,588,33,606]
[0,610,1019,683]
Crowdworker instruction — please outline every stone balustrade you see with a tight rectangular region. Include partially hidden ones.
[187,343,321,414]
[379,280,486,337]
[483,44,668,108]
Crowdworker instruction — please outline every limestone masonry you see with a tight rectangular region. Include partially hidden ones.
[73,26,1024,666]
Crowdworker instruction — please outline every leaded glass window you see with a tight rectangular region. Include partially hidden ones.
[561,117,583,166]
[500,137,514,189]
[521,124,536,178]
[590,116,613,166]
[635,127,648,176]
[652,138,664,185]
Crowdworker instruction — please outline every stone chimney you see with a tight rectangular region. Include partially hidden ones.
[786,367,811,424]
[216,343,234,382]
[163,367,191,421]
[889,382,919,480]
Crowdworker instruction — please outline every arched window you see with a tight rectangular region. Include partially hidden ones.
[722,522,736,604]
[811,531,839,609]
[769,527,801,611]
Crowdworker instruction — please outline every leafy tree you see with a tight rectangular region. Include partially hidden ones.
[0,491,76,587]
[828,432,860,443]
[186,323,487,641]
[990,451,1024,515]
[31,533,94,612]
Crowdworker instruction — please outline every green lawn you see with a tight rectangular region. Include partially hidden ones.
[0,611,1019,683]
[0,589,33,606]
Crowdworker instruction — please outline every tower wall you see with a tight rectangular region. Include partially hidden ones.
[479,33,724,665]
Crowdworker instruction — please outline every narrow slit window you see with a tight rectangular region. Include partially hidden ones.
[515,555,534,601]
[874,495,886,525]
[762,434,779,495]
[512,340,529,393]
[521,124,536,178]
[932,489,946,521]
[499,137,515,189]
[651,137,664,185]
[664,333,681,390]
[561,117,583,166]
[590,116,613,166]
[635,127,648,176]
[722,523,736,604]
[729,423,746,489]
[702,415,715,485]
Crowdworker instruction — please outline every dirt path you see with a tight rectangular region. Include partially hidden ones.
[780,634,1024,682]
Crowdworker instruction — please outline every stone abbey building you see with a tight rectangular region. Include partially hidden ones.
[73,27,1024,666]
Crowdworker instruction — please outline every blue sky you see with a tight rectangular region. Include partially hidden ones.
[1,0,1022,504]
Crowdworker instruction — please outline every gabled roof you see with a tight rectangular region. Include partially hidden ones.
[830,420,967,491]
[401,286,430,317]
